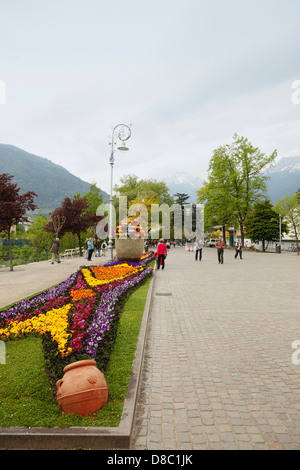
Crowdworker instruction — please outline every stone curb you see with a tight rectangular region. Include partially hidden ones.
[0,272,156,450]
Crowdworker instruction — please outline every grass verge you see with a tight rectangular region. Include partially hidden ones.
[0,274,152,428]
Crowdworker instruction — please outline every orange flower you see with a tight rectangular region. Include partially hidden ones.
[82,263,143,287]
[70,288,96,302]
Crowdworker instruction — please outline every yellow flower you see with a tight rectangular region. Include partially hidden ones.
[0,304,73,355]
[82,263,143,287]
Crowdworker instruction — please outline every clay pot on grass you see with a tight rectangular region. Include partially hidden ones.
[56,359,108,416]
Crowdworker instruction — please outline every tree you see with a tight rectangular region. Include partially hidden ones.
[115,174,173,207]
[245,200,288,251]
[27,215,53,251]
[51,213,66,238]
[275,194,300,255]
[174,193,190,206]
[197,134,277,245]
[114,174,173,239]
[74,183,104,216]
[0,173,38,271]
[74,183,104,240]
[197,163,235,244]
[45,196,100,256]
[173,193,191,240]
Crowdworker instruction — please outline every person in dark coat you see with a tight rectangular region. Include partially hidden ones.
[51,238,61,264]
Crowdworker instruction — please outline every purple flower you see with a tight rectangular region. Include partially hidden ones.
[0,271,78,323]
[85,268,152,358]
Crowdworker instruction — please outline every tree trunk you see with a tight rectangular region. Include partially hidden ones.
[239,222,245,247]
[293,222,300,256]
[78,233,83,256]
[222,225,227,244]
[7,229,13,271]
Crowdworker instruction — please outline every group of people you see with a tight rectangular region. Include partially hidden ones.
[85,238,109,260]
[50,237,108,264]
[215,236,243,264]
[50,234,243,269]
[190,236,243,264]
[155,236,243,270]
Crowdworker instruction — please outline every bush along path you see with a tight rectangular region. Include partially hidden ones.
[0,251,154,396]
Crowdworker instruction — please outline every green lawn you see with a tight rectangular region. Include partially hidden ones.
[0,275,152,428]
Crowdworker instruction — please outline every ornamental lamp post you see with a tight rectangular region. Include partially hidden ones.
[107,124,132,262]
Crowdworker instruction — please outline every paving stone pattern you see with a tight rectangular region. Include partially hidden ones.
[131,247,300,450]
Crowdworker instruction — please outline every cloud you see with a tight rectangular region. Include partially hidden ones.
[1,0,300,195]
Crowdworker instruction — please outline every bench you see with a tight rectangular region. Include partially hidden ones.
[60,247,80,258]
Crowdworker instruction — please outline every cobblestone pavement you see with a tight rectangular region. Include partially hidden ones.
[131,247,300,450]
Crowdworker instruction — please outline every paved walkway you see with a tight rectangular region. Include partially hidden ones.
[1,247,300,450]
[0,253,109,309]
[131,247,300,450]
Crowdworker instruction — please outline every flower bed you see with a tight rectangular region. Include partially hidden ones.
[0,251,154,394]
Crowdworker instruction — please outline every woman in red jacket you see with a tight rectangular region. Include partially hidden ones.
[156,239,168,270]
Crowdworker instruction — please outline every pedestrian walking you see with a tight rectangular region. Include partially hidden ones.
[234,239,243,259]
[186,240,192,252]
[216,235,226,264]
[51,238,61,264]
[155,238,168,270]
[101,241,107,256]
[87,238,94,261]
[195,238,204,261]
[95,238,101,257]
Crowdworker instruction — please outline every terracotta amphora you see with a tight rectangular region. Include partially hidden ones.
[56,359,108,416]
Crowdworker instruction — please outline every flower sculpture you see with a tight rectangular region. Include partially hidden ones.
[115,215,147,239]
[0,251,154,391]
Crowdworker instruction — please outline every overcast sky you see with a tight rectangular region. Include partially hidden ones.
[1,0,300,194]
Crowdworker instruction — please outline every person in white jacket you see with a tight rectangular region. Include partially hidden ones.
[195,238,203,261]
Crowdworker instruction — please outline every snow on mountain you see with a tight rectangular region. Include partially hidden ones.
[163,172,203,204]
[266,156,300,203]
[268,156,300,174]
[161,157,300,206]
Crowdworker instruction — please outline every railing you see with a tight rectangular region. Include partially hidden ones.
[0,247,49,268]
[60,247,80,258]
[0,246,81,268]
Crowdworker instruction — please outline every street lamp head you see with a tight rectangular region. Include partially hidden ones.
[117,142,129,151]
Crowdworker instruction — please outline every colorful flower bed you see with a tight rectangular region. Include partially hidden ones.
[115,215,147,238]
[0,251,154,393]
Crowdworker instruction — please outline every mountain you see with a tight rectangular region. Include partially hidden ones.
[0,144,109,217]
[266,156,300,203]
[162,158,300,206]
[163,172,203,204]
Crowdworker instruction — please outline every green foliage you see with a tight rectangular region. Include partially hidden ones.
[0,276,152,427]
[84,183,104,215]
[27,215,53,250]
[245,200,287,251]
[274,193,300,254]
[115,174,174,206]
[174,193,190,206]
[197,134,277,243]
